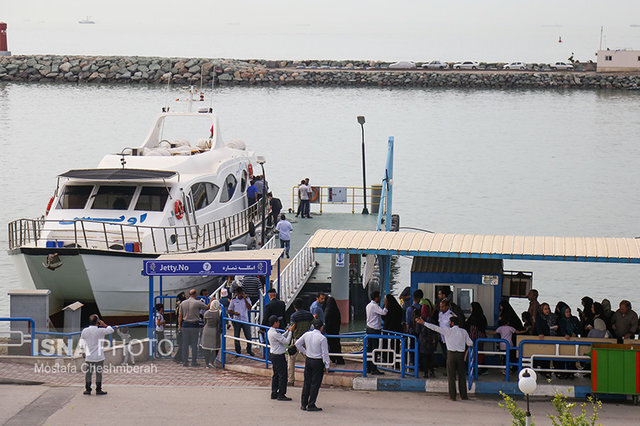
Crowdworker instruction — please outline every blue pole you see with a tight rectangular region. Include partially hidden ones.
[385,136,394,232]
[362,335,368,377]
[400,337,406,379]
[221,307,226,368]
[148,276,154,359]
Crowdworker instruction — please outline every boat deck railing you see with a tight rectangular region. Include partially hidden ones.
[291,185,382,214]
[8,199,267,255]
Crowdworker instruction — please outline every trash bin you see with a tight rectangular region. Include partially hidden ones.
[591,343,640,402]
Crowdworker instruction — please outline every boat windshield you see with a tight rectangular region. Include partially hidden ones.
[91,186,136,210]
[57,185,93,209]
[135,186,169,212]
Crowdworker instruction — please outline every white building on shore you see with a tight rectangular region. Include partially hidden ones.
[596,49,640,72]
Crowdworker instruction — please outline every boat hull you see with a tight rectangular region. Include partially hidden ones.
[16,232,253,317]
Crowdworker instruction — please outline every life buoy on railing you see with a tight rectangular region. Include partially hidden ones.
[309,186,319,203]
[174,200,185,219]
[45,196,54,216]
[248,163,254,179]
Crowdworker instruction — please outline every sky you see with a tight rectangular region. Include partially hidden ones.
[2,1,640,62]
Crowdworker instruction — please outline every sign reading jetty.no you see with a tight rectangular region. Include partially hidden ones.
[142,260,271,276]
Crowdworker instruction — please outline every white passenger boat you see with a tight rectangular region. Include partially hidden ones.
[8,88,266,318]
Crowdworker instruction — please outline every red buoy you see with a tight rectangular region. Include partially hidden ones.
[0,22,10,55]
[558,36,562,43]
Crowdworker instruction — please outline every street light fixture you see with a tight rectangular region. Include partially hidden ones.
[518,368,537,426]
[357,115,369,214]
[256,157,267,246]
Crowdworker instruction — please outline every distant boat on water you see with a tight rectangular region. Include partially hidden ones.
[78,16,95,24]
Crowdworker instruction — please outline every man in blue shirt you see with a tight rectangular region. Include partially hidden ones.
[310,293,326,324]
[406,289,423,335]
[247,179,258,206]
[227,288,254,357]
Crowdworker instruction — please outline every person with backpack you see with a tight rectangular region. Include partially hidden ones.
[287,298,315,386]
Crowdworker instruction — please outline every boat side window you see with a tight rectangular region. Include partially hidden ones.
[190,182,220,210]
[57,185,94,209]
[135,187,169,211]
[220,174,237,203]
[240,170,247,193]
[91,186,136,210]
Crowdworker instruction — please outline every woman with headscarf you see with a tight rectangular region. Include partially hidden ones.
[200,299,222,368]
[557,306,582,378]
[578,297,594,330]
[465,302,488,374]
[498,299,524,331]
[323,296,344,364]
[381,294,404,368]
[415,308,437,378]
[535,302,558,377]
[383,294,404,333]
[601,299,614,333]
[172,292,188,363]
[587,318,611,339]
[554,301,569,320]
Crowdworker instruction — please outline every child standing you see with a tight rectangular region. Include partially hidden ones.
[116,326,135,365]
[155,304,166,356]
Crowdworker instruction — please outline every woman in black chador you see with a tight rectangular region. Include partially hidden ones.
[324,296,345,364]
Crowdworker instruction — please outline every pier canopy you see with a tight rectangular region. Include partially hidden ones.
[308,229,640,264]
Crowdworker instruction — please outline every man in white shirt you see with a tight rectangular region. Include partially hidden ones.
[417,315,473,400]
[227,288,254,357]
[275,214,293,258]
[295,319,330,412]
[79,314,114,395]
[438,299,454,369]
[365,290,388,375]
[267,315,294,401]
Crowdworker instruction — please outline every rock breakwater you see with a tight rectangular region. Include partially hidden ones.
[0,55,639,90]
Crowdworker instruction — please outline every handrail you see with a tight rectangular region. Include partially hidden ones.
[0,317,36,356]
[291,185,382,214]
[274,240,316,308]
[8,198,268,254]
[517,339,599,373]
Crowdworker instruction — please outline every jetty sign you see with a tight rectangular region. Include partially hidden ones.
[143,259,271,276]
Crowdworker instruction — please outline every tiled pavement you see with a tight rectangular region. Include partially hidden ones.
[0,359,271,387]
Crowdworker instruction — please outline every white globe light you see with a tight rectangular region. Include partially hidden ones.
[518,368,538,395]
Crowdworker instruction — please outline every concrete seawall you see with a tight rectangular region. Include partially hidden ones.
[1,55,639,90]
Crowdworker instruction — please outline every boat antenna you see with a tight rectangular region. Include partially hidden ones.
[210,62,215,110]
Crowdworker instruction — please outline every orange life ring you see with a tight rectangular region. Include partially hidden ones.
[247,163,254,179]
[309,186,319,203]
[45,196,54,216]
[174,200,185,219]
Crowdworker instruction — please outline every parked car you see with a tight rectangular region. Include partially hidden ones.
[422,60,449,70]
[453,61,479,70]
[551,62,574,70]
[503,62,527,70]
[389,61,417,70]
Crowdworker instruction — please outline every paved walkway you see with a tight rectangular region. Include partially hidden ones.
[0,359,271,387]
[1,384,637,425]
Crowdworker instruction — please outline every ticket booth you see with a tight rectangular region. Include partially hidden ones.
[410,257,531,327]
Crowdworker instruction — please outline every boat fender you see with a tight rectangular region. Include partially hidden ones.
[174,200,185,219]
[224,239,231,251]
[45,196,55,216]
[248,163,254,179]
[248,222,256,237]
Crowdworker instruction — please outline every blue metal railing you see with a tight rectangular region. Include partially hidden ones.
[1,316,151,358]
[220,314,418,378]
[0,317,36,356]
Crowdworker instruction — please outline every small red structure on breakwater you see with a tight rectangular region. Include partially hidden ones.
[1,22,11,55]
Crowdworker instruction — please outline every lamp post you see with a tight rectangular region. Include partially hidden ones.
[357,115,369,214]
[257,157,266,246]
[518,368,537,426]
